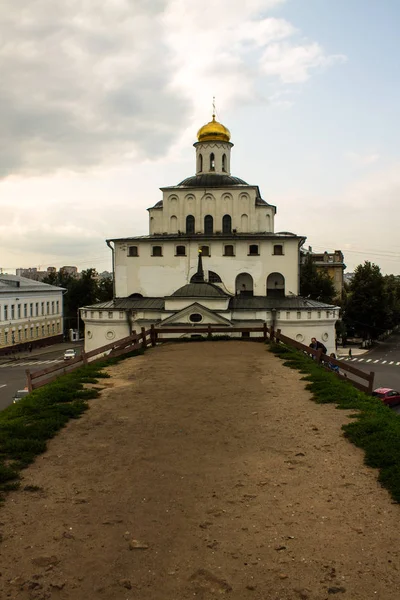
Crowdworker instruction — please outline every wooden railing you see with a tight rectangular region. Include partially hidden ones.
[275,329,375,394]
[25,323,374,395]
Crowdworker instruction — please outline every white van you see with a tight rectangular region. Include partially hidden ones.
[12,389,30,403]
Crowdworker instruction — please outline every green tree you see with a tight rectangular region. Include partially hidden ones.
[300,254,336,304]
[383,274,400,330]
[343,262,388,340]
[43,268,113,335]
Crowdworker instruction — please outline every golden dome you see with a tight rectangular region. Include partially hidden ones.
[197,116,231,143]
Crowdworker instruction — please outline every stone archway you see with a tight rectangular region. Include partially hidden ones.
[267,272,285,297]
[235,273,254,296]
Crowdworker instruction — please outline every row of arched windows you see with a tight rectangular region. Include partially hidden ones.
[198,153,227,173]
[186,214,232,234]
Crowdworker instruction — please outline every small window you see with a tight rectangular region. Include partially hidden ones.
[224,245,234,256]
[249,244,259,256]
[108,311,113,318]
[189,313,203,323]
[210,152,215,171]
[222,153,227,172]
[318,311,321,318]
[286,311,290,319]
[176,245,186,256]
[326,311,330,318]
[273,244,283,255]
[152,246,163,257]
[307,311,311,319]
[128,246,138,257]
[200,245,210,257]
[277,311,281,318]
[119,311,124,319]
[99,311,103,319]
[90,311,94,318]
[198,153,203,172]
[297,312,301,319]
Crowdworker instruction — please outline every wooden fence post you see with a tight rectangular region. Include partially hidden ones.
[368,371,375,394]
[316,348,322,364]
[26,369,33,393]
[270,326,275,342]
[150,324,156,347]
[141,327,147,349]
[276,328,281,343]
[207,324,212,339]
[81,351,88,365]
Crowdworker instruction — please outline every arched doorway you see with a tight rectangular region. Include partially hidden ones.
[267,272,285,297]
[235,273,254,296]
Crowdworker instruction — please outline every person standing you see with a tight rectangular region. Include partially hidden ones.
[309,337,327,355]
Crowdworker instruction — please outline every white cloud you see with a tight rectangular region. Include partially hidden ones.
[260,42,346,83]
[0,0,345,177]
[345,152,380,167]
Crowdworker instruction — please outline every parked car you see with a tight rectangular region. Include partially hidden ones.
[13,389,30,403]
[372,388,400,407]
[63,348,77,361]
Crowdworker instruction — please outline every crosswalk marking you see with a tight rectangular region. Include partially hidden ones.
[339,355,400,368]
[0,358,62,369]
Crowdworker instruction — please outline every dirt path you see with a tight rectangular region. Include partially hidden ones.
[0,342,399,600]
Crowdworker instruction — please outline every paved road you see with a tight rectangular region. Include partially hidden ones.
[0,344,83,411]
[339,333,400,414]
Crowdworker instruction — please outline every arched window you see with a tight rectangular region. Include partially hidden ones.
[222,153,227,172]
[235,273,254,297]
[241,213,248,231]
[204,215,213,234]
[198,153,203,172]
[210,153,215,171]
[267,272,285,298]
[208,271,222,283]
[186,215,195,234]
[222,214,232,233]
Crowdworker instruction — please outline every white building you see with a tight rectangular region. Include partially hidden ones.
[0,275,64,353]
[81,114,339,352]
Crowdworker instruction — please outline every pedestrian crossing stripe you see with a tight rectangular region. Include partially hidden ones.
[339,356,400,367]
[0,359,62,369]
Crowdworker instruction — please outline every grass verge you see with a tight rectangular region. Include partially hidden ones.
[270,342,400,503]
[0,348,144,502]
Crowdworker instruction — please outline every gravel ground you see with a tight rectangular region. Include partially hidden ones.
[0,341,399,600]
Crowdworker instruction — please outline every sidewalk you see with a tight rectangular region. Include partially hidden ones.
[336,346,370,358]
[0,341,83,365]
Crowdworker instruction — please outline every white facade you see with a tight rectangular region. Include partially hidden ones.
[82,114,338,354]
[0,275,64,349]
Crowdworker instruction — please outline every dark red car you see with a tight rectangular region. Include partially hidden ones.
[372,388,400,407]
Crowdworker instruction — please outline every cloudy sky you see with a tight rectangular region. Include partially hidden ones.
[1,0,399,275]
